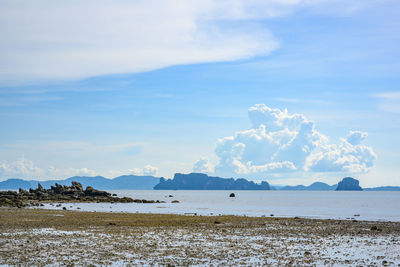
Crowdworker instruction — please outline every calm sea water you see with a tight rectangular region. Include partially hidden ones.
[41,190,400,221]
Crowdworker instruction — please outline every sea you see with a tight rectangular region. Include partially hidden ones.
[40,190,400,222]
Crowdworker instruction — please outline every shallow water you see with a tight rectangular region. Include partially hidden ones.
[41,190,400,221]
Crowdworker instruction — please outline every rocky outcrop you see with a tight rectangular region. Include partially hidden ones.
[335,177,363,191]
[154,173,270,190]
[0,181,164,207]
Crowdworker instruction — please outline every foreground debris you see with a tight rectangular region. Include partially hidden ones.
[1,208,399,266]
[0,182,163,207]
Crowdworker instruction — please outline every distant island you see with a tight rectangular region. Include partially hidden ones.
[364,186,400,191]
[154,173,271,190]
[278,177,400,191]
[335,177,363,191]
[280,182,337,191]
[1,174,400,191]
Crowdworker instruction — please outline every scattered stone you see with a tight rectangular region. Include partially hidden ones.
[171,200,180,203]
[142,199,156,204]
[371,226,382,231]
[62,207,67,210]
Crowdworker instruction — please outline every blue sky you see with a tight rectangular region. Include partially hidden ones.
[0,0,399,186]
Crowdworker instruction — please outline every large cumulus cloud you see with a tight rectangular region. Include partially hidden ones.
[199,104,376,177]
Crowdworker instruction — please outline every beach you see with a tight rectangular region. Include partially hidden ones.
[1,208,399,266]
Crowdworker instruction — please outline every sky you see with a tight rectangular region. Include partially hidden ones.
[0,0,399,187]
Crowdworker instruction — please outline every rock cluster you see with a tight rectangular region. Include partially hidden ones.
[0,181,163,207]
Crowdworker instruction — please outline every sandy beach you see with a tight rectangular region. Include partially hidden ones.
[1,208,399,266]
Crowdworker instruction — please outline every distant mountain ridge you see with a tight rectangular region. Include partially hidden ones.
[0,175,160,190]
[364,186,400,191]
[280,182,337,191]
[154,173,270,190]
[1,174,400,191]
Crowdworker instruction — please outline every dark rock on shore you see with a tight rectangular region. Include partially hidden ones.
[229,193,235,197]
[335,177,363,191]
[0,181,163,207]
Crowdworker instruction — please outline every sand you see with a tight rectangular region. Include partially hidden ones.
[1,208,400,266]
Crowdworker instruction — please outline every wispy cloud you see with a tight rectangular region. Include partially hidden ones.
[374,92,400,99]
[0,0,382,85]
[0,95,62,107]
[273,97,331,105]
[373,91,400,113]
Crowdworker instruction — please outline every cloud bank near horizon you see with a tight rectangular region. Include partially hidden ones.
[0,157,158,180]
[129,165,159,177]
[0,157,96,180]
[195,104,377,178]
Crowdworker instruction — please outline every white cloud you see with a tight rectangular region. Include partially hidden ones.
[0,157,43,178]
[129,165,158,176]
[206,104,376,178]
[0,157,96,179]
[305,139,376,173]
[0,0,379,84]
[193,157,215,174]
[0,0,279,84]
[47,166,97,178]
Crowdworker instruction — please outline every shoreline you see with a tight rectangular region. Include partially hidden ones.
[28,199,400,223]
[4,205,400,224]
[1,207,400,265]
[30,204,400,223]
